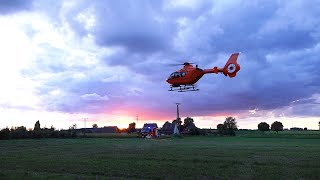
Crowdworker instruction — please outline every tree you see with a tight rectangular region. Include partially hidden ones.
[182,117,195,132]
[172,118,182,126]
[68,124,78,137]
[189,127,200,135]
[216,117,237,136]
[162,121,173,129]
[10,126,29,139]
[50,125,55,131]
[258,122,270,132]
[69,124,77,130]
[217,124,224,131]
[271,121,283,132]
[92,123,98,128]
[182,117,199,135]
[161,121,174,134]
[0,128,10,139]
[183,117,194,128]
[34,120,41,131]
[224,117,237,130]
[127,122,136,133]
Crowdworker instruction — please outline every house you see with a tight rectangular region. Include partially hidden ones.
[81,126,119,133]
[290,127,303,131]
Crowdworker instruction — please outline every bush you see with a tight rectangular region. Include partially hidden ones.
[189,128,200,135]
[217,123,236,136]
[220,129,235,136]
[0,128,10,139]
[9,126,30,139]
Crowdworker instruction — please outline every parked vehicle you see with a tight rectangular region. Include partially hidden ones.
[139,123,159,138]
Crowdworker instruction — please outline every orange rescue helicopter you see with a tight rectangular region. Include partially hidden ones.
[166,53,240,92]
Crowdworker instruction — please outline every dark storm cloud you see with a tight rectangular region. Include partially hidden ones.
[27,0,320,118]
[0,0,33,14]
[176,1,320,54]
[94,0,174,54]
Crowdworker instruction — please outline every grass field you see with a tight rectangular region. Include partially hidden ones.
[1,134,320,179]
[237,130,320,138]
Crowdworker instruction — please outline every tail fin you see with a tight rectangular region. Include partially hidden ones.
[213,53,240,78]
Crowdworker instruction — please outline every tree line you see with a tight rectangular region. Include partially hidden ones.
[0,120,78,140]
[1,118,310,140]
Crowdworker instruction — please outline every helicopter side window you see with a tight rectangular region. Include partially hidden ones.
[168,73,175,79]
[168,72,185,79]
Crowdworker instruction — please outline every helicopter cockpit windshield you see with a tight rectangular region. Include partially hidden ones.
[168,72,186,79]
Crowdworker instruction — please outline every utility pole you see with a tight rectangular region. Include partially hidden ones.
[84,118,88,129]
[174,103,181,135]
[136,114,139,127]
[83,117,88,137]
[176,103,181,120]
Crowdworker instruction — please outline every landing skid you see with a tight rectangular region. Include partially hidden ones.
[168,84,199,92]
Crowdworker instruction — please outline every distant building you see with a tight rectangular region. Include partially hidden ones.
[290,127,303,131]
[81,126,118,133]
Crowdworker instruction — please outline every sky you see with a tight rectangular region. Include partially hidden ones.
[0,0,319,130]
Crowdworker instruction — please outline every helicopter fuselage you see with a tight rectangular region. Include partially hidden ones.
[166,65,214,86]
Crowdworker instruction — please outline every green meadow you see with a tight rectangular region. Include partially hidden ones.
[1,133,320,179]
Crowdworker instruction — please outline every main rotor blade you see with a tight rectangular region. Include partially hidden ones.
[167,62,196,66]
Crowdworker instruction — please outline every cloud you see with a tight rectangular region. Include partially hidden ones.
[93,1,175,54]
[81,93,109,101]
[0,0,33,15]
